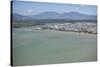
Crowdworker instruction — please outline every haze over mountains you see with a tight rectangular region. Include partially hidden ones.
[12,11,97,21]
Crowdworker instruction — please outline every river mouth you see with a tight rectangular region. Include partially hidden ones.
[12,28,97,66]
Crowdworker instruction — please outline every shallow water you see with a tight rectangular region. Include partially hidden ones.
[12,28,97,66]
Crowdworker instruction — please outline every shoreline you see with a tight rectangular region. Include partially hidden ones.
[31,29,97,36]
[13,27,97,36]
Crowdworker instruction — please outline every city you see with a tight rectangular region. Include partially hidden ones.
[32,22,97,34]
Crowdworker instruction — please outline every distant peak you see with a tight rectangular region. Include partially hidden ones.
[64,11,81,14]
[42,11,59,14]
[69,11,80,13]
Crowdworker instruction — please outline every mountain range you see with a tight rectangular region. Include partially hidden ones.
[12,11,97,20]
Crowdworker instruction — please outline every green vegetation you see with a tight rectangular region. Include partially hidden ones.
[12,19,97,28]
[31,19,96,23]
[12,23,33,28]
[12,20,45,28]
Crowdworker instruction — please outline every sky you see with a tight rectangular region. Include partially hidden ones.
[12,1,97,16]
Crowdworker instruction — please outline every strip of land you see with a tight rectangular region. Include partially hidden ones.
[31,22,97,34]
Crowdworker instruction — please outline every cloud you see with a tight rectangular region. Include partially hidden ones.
[24,9,33,13]
[22,9,34,15]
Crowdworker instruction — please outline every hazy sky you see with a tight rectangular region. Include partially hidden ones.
[12,1,97,16]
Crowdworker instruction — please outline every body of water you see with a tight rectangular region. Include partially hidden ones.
[12,28,97,66]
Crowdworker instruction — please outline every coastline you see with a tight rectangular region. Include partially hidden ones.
[13,27,97,36]
[31,29,97,36]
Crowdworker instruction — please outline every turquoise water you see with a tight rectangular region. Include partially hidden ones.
[12,28,97,66]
